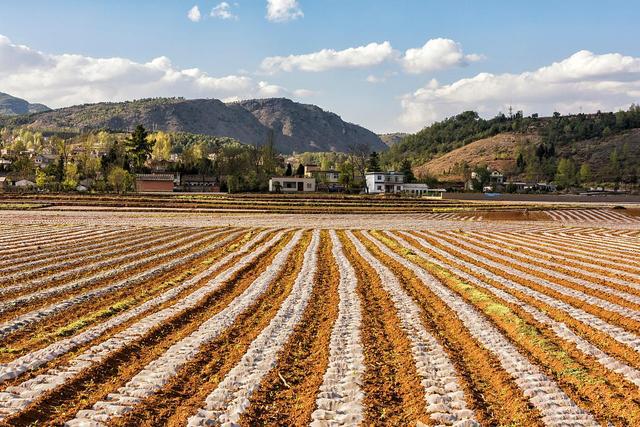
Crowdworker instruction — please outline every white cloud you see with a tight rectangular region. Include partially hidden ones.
[261,42,395,73]
[257,81,286,97]
[211,2,238,20]
[402,38,483,74]
[0,34,297,107]
[292,88,317,97]
[266,0,303,23]
[187,5,202,22]
[399,50,640,130]
[365,74,386,84]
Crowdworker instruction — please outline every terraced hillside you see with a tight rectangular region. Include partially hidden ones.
[0,209,638,426]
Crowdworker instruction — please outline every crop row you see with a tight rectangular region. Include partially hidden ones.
[0,223,637,425]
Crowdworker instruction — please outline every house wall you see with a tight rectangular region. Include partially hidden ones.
[269,178,316,192]
[136,180,174,192]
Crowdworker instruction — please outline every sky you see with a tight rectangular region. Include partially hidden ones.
[1,0,640,133]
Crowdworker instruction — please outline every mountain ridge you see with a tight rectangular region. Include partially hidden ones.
[0,95,386,154]
[0,92,51,116]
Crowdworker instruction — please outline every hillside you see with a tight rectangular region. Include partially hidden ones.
[415,129,640,183]
[390,108,640,184]
[232,98,386,153]
[415,133,539,181]
[0,92,50,116]
[378,133,408,147]
[1,96,386,154]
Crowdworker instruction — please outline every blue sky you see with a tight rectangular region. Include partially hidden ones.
[1,0,639,133]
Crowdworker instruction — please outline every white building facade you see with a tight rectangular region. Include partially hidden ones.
[269,176,316,192]
[366,172,405,193]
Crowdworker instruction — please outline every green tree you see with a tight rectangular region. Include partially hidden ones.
[284,163,293,176]
[516,152,525,172]
[35,168,48,189]
[150,131,172,161]
[107,167,132,194]
[399,159,415,183]
[261,130,278,177]
[339,161,354,191]
[609,148,620,184]
[63,162,79,190]
[126,125,154,172]
[295,163,305,177]
[555,158,576,189]
[366,151,381,172]
[578,163,591,185]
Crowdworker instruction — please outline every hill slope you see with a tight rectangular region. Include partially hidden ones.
[2,96,385,154]
[415,133,539,181]
[415,130,640,183]
[378,133,408,147]
[0,92,50,116]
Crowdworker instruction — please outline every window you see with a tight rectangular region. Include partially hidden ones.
[306,183,312,188]
[377,185,382,191]
[377,175,382,180]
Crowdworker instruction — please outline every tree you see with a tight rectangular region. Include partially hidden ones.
[126,125,154,172]
[366,151,381,172]
[516,152,525,172]
[347,143,369,190]
[151,131,172,161]
[107,167,132,194]
[399,159,415,183]
[555,158,576,189]
[295,163,305,177]
[63,162,79,190]
[339,161,354,191]
[261,130,279,177]
[578,163,591,185]
[609,148,621,184]
[284,163,293,176]
[35,168,48,189]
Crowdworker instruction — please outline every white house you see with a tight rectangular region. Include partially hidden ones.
[269,176,316,192]
[365,172,405,194]
[401,183,446,198]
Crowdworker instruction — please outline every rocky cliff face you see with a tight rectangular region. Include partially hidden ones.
[232,98,386,153]
[5,96,385,153]
[0,92,50,116]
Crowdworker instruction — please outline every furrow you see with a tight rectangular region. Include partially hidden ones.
[400,232,640,361]
[305,230,365,427]
[64,230,304,425]
[0,228,189,295]
[367,231,598,426]
[0,229,254,387]
[0,228,228,339]
[187,230,321,426]
[349,231,478,427]
[424,232,640,327]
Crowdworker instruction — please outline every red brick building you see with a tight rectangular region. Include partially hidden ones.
[135,174,175,192]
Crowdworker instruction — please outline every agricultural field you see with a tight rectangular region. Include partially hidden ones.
[0,206,639,426]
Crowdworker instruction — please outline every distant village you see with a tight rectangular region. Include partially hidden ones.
[0,125,606,196]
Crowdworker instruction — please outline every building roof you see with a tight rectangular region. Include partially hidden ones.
[365,171,404,175]
[181,174,217,182]
[270,176,315,181]
[136,174,174,181]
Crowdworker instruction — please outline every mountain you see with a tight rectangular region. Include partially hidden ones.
[378,133,408,147]
[2,96,386,154]
[0,92,50,116]
[232,98,386,153]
